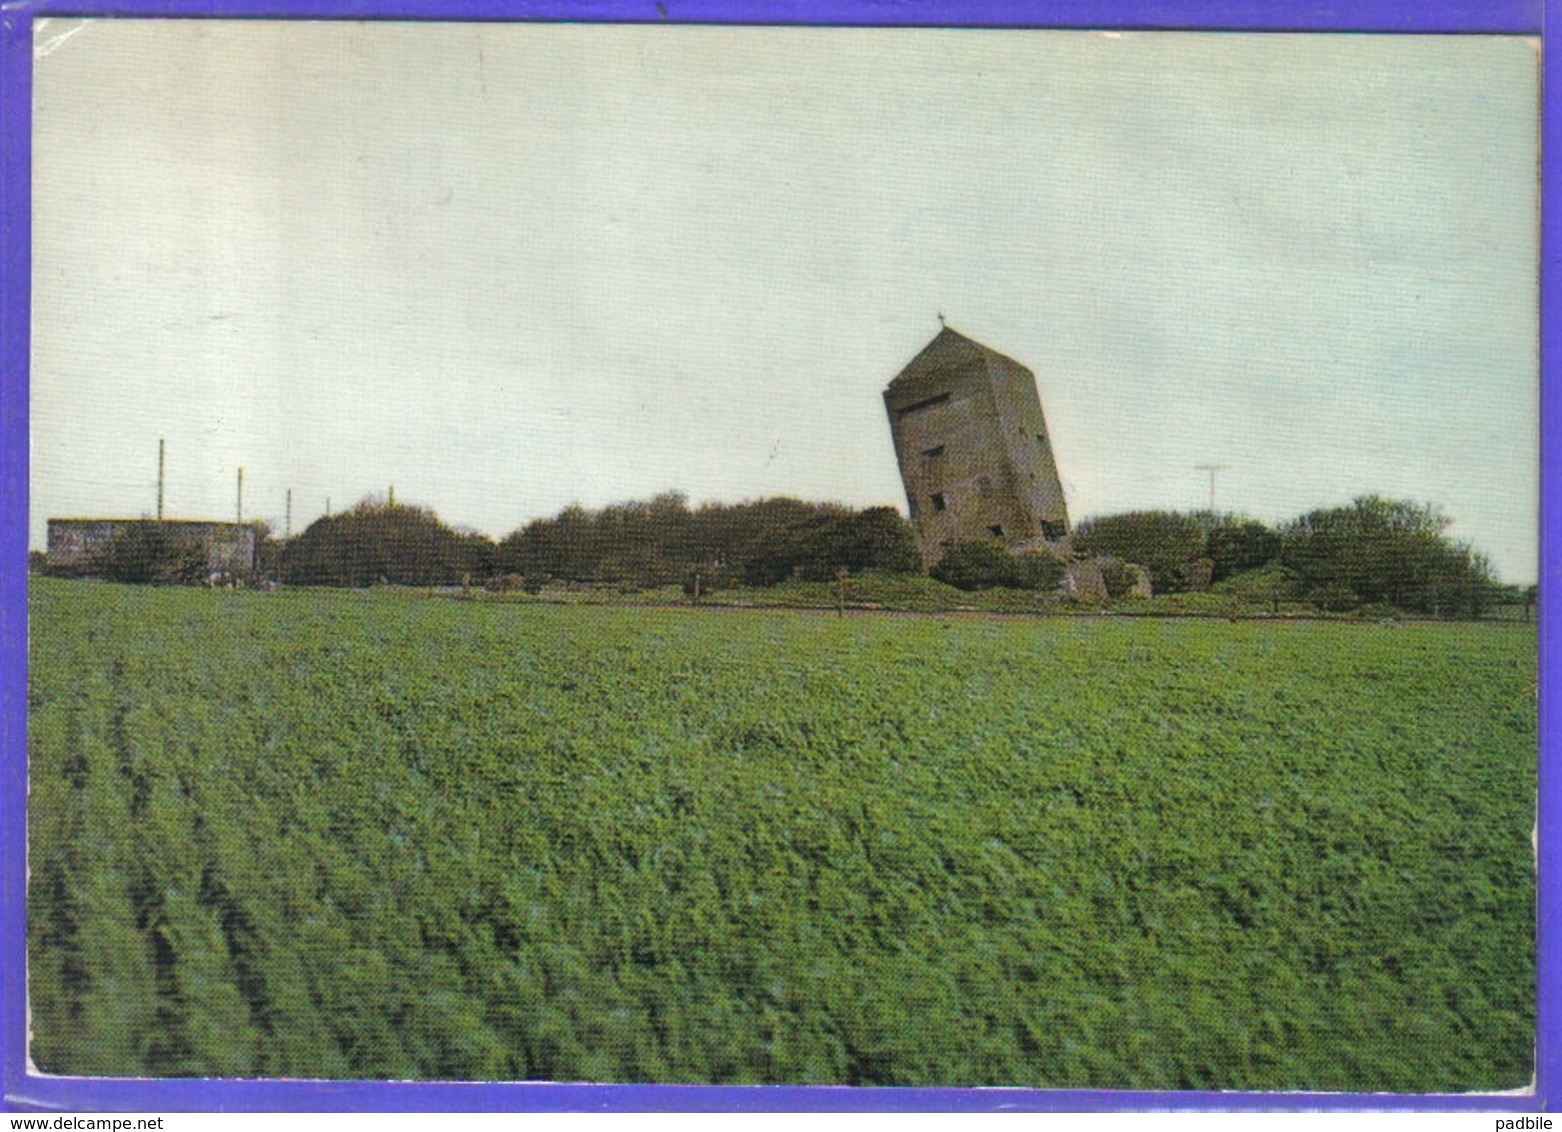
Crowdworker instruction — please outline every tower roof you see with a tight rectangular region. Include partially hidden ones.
[885,325,1027,396]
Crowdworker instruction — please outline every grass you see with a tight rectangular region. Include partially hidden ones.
[476,567,1466,621]
[26,577,1536,1089]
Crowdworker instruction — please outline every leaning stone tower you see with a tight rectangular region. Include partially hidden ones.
[883,325,1070,566]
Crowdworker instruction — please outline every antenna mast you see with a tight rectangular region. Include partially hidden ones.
[1194,464,1229,513]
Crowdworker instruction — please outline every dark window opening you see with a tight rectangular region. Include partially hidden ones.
[930,493,947,512]
[897,392,951,417]
[988,524,1005,538]
[1036,432,1047,444]
[920,445,945,458]
[1040,520,1067,540]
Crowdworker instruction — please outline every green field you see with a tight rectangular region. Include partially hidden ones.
[26,577,1535,1090]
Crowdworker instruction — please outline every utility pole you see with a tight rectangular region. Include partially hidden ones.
[1194,464,1229,513]
[285,489,292,540]
[388,484,395,507]
[156,439,165,521]
[236,467,244,526]
[325,497,331,518]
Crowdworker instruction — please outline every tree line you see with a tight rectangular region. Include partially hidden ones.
[948,497,1517,617]
[278,492,921,593]
[40,490,1524,618]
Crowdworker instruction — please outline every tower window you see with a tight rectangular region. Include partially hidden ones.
[930,493,947,512]
[920,445,945,458]
[988,524,1005,538]
[898,392,951,417]
[1041,520,1067,540]
[1036,432,1047,444]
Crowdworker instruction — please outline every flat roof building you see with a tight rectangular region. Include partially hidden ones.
[46,518,257,579]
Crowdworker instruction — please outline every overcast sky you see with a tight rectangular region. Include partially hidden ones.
[30,21,1539,581]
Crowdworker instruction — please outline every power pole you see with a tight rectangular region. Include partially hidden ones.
[285,489,292,540]
[388,484,395,507]
[236,467,244,526]
[1194,464,1229,513]
[156,438,165,521]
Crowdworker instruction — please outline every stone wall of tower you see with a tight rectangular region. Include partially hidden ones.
[883,330,1070,566]
[986,352,1070,540]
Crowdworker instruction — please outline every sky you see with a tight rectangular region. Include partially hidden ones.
[29,22,1540,581]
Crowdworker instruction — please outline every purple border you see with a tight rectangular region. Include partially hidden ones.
[0,0,1546,27]
[0,0,1550,1114]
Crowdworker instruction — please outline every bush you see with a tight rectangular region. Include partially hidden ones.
[931,542,1063,592]
[1280,497,1500,617]
[501,495,921,590]
[284,499,488,588]
[86,524,209,586]
[1211,561,1302,612]
[1073,511,1208,594]
[1205,517,1281,582]
[931,542,1011,591]
[1307,581,1361,614]
[1015,549,1067,592]
[826,506,924,577]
